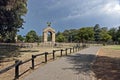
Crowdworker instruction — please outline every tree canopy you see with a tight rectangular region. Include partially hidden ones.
[78,27,94,42]
[0,0,27,42]
[100,29,112,42]
[56,32,66,42]
[55,25,119,44]
[25,30,39,43]
[94,24,101,42]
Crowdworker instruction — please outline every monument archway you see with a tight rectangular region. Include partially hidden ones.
[43,23,55,43]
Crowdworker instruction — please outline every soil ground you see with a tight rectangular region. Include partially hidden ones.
[92,45,120,80]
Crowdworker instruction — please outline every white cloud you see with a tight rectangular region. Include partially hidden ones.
[102,2,120,15]
[63,0,120,20]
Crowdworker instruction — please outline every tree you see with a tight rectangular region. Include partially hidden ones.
[56,31,61,37]
[56,32,66,42]
[116,26,120,44]
[62,30,70,42]
[73,35,80,42]
[62,29,79,42]
[100,30,112,42]
[94,24,101,42]
[25,30,39,43]
[17,35,24,42]
[68,29,79,42]
[0,0,27,42]
[38,36,42,42]
[108,28,117,42]
[78,27,94,42]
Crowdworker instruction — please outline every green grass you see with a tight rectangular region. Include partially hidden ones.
[104,45,120,50]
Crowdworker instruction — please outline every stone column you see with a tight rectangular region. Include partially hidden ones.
[43,32,47,42]
[52,32,55,43]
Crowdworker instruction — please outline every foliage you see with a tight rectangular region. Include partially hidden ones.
[38,36,42,42]
[17,35,24,42]
[25,30,39,43]
[100,30,112,42]
[62,30,70,42]
[78,27,94,42]
[59,25,118,44]
[0,0,27,42]
[116,27,120,42]
[108,28,117,42]
[94,24,101,42]
[62,29,79,42]
[56,32,66,42]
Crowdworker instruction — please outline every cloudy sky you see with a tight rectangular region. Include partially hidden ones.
[18,0,120,36]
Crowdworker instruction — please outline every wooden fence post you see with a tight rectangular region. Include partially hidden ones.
[73,47,74,52]
[53,50,55,60]
[45,52,48,63]
[61,49,63,56]
[77,46,78,51]
[65,49,67,56]
[15,60,21,79]
[70,48,72,53]
[78,46,80,50]
[31,55,36,69]
[76,47,77,52]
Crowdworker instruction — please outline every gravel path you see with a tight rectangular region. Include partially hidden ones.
[24,46,101,80]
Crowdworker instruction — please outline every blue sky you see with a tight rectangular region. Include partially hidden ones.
[18,0,120,36]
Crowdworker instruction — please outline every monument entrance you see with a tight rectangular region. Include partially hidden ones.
[43,22,55,43]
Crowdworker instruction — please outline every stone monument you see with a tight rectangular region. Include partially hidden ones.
[43,22,55,43]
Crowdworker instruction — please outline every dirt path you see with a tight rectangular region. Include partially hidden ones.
[24,46,101,80]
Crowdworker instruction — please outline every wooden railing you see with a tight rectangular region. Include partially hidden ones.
[0,45,86,79]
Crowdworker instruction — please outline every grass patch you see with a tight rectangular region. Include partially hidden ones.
[104,45,120,50]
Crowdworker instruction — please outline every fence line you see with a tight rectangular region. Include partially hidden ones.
[0,45,87,79]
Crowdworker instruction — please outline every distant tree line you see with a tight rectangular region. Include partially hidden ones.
[56,24,120,44]
[16,24,120,45]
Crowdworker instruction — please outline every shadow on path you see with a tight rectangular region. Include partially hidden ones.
[64,53,120,80]
[64,53,95,75]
